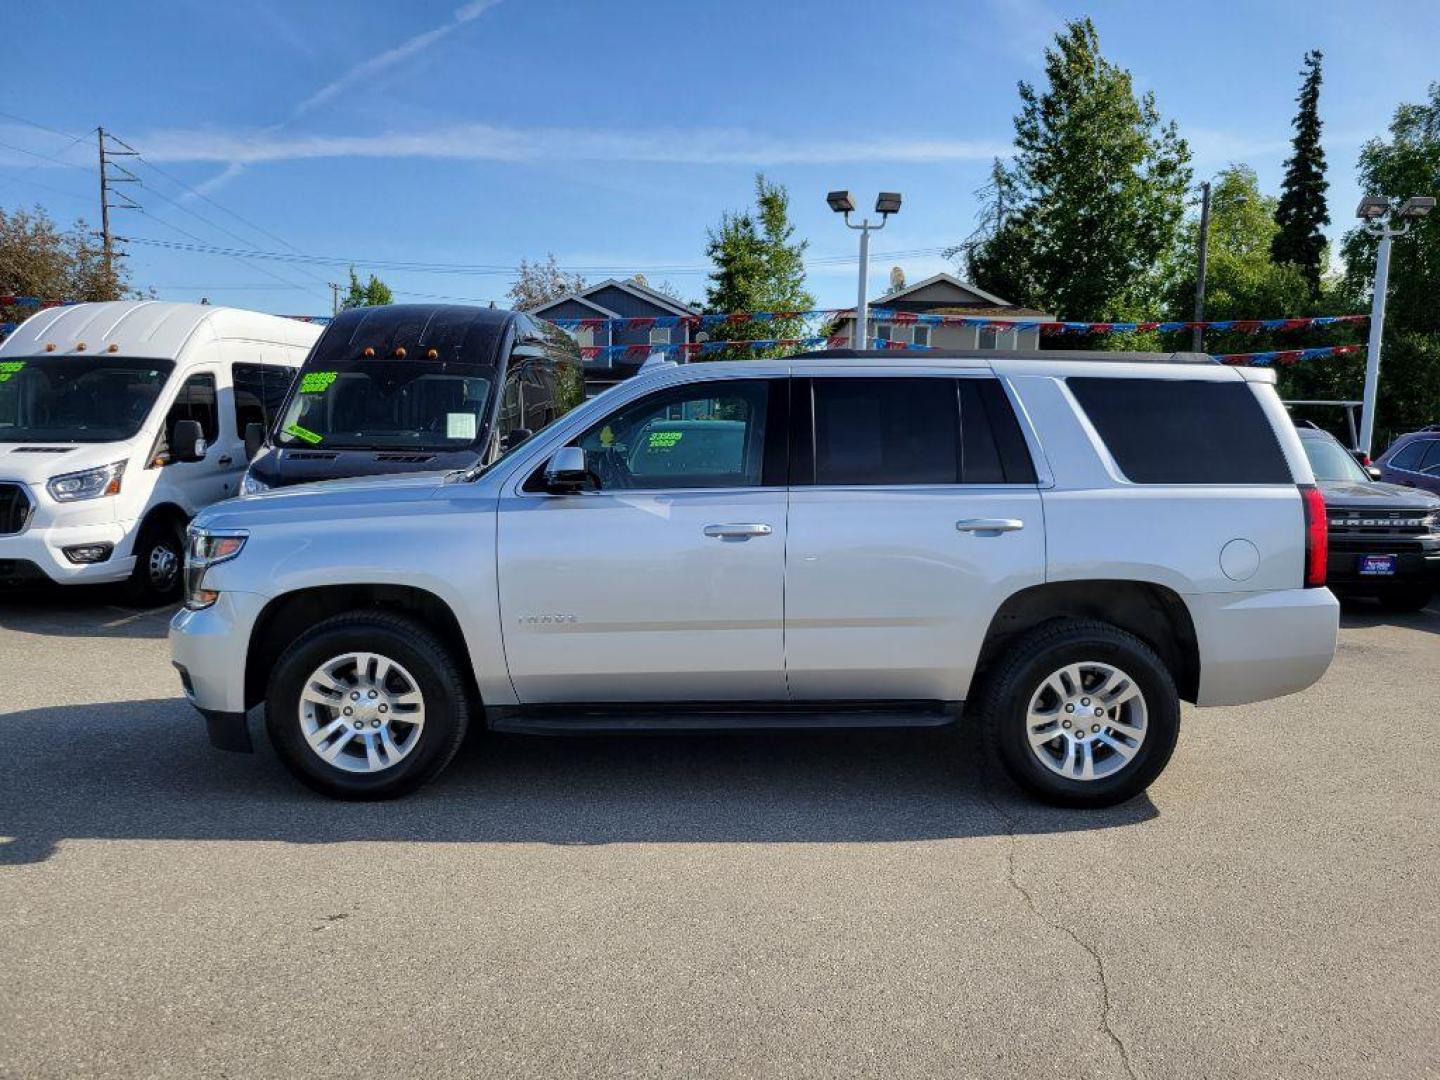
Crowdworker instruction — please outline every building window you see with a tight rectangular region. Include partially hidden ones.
[572,327,595,348]
[649,326,672,347]
[913,325,931,347]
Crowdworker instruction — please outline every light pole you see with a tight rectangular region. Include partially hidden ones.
[1356,194,1435,458]
[1192,181,1212,353]
[827,191,902,348]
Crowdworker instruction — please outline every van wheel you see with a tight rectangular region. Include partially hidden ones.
[265,611,470,800]
[979,619,1180,808]
[125,520,184,606]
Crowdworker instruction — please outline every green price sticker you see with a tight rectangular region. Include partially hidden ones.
[285,423,324,445]
[299,371,338,395]
[0,360,25,383]
[647,430,684,450]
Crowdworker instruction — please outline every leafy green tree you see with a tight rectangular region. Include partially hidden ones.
[703,173,814,358]
[1271,51,1330,297]
[508,254,585,311]
[1,205,130,330]
[341,267,392,309]
[1338,83,1440,442]
[966,18,1192,327]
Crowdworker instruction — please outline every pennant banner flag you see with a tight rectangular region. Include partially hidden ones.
[1214,344,1365,366]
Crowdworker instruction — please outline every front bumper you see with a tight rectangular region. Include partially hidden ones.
[169,590,269,752]
[1189,587,1340,707]
[0,519,137,584]
[1325,538,1440,589]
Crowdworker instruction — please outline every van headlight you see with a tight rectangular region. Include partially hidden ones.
[184,527,248,610]
[47,460,126,502]
[240,470,271,495]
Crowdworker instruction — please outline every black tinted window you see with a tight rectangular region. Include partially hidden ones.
[813,378,958,485]
[166,373,218,443]
[1419,439,1440,473]
[232,363,295,433]
[1068,377,1291,484]
[959,379,1038,484]
[1388,440,1426,470]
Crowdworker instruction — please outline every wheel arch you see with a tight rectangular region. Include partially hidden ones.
[134,502,190,547]
[244,584,478,712]
[973,580,1201,704]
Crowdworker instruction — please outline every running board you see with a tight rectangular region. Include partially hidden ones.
[487,702,960,735]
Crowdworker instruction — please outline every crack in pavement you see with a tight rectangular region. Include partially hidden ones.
[980,760,1138,1080]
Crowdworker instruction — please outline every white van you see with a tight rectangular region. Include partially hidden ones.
[0,301,320,603]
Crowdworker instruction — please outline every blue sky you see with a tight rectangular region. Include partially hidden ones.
[3,0,1437,316]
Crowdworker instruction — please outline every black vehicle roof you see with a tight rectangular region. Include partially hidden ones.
[310,304,518,367]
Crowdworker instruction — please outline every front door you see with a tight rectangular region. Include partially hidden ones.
[497,377,789,704]
[160,369,233,511]
[784,373,1046,702]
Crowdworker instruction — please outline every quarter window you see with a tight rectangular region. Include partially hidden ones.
[1068,377,1291,484]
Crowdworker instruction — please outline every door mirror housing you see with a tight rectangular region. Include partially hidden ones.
[244,422,266,460]
[171,420,207,463]
[544,446,592,492]
[501,427,534,454]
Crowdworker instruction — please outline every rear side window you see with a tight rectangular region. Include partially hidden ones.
[1068,377,1291,484]
[803,377,1037,486]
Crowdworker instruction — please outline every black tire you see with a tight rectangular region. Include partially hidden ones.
[265,611,470,800]
[979,618,1180,808]
[125,518,185,606]
[1375,587,1433,613]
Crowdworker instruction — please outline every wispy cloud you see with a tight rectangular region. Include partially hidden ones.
[134,124,1009,167]
[293,0,501,117]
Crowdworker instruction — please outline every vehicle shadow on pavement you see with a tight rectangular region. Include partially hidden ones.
[0,697,1156,865]
[0,590,175,640]
[1338,599,1440,636]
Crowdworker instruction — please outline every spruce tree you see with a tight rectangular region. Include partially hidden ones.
[1271,50,1330,297]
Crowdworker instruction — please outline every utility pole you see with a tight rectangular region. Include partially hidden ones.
[1191,181,1212,353]
[1355,195,1435,459]
[95,128,140,291]
[329,282,341,315]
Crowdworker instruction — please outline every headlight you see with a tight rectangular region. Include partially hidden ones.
[184,527,248,610]
[47,460,126,502]
[240,470,271,496]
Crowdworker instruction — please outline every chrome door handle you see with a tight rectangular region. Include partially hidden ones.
[703,523,773,539]
[956,518,1024,533]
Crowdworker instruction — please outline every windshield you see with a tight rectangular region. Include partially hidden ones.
[0,356,175,443]
[275,360,497,450]
[1302,435,1369,483]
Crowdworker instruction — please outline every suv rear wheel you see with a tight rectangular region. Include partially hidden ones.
[265,611,470,799]
[979,619,1180,808]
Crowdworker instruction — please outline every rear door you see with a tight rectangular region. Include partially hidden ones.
[784,373,1045,702]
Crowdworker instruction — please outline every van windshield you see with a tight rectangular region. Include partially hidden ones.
[0,356,175,443]
[275,359,497,450]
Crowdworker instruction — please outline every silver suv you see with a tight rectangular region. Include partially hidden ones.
[170,350,1339,807]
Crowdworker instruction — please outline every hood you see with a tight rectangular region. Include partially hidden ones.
[0,439,142,484]
[195,469,457,531]
[1317,479,1440,511]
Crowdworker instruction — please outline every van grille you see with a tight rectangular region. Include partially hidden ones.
[0,483,33,535]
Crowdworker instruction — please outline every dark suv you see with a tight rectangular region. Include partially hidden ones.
[1375,426,1440,496]
[1297,425,1440,611]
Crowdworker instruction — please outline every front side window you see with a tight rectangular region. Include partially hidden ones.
[0,357,174,443]
[165,373,219,443]
[1387,440,1427,471]
[275,359,496,450]
[232,363,296,434]
[572,380,772,490]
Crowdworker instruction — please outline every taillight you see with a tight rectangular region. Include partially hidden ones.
[1300,485,1328,588]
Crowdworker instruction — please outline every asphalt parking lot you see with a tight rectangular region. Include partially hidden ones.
[1,591,1436,1080]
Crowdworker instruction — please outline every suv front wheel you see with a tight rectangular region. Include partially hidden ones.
[979,619,1180,808]
[265,611,470,799]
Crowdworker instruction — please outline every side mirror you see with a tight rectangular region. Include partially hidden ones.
[244,422,266,460]
[171,420,207,463]
[1367,466,1383,481]
[544,445,592,492]
[501,427,534,453]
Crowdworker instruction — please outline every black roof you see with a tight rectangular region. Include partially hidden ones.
[797,348,1217,364]
[314,304,517,366]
